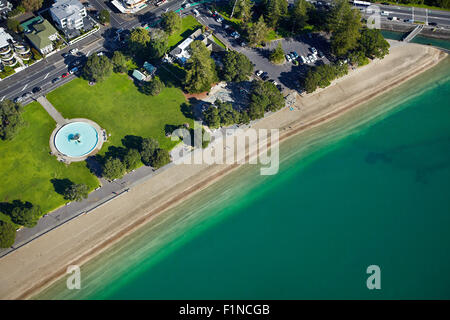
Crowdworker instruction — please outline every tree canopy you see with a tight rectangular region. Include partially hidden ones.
[328,0,362,57]
[289,0,310,33]
[248,80,284,120]
[222,50,254,82]
[0,100,24,141]
[358,28,390,59]
[83,55,113,82]
[232,0,254,21]
[64,183,89,202]
[128,27,151,59]
[102,157,126,180]
[149,29,169,60]
[184,41,218,93]
[270,42,285,64]
[0,221,16,248]
[245,15,269,47]
[264,0,288,28]
[20,0,43,12]
[161,11,182,35]
[142,76,165,96]
[10,201,41,228]
[111,51,128,73]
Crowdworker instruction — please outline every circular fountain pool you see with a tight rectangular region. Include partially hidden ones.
[54,121,100,158]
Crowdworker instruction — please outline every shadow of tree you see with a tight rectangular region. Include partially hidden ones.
[122,135,144,151]
[50,178,74,196]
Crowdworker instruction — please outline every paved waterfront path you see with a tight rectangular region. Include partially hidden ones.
[37,96,66,125]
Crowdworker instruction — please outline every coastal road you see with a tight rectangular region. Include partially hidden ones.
[0,0,186,104]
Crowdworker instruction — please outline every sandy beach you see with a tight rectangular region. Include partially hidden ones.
[0,41,446,300]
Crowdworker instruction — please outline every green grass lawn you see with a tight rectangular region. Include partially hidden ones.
[167,15,202,49]
[0,102,99,217]
[46,73,194,152]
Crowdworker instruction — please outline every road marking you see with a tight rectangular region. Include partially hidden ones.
[22,84,28,91]
[1,96,5,101]
[44,72,49,79]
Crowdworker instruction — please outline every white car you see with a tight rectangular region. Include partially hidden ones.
[310,47,317,54]
[69,48,78,55]
[256,70,264,77]
[193,9,200,17]
[285,54,292,62]
[301,56,307,64]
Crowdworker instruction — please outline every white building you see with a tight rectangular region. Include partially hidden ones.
[111,0,147,14]
[50,0,87,31]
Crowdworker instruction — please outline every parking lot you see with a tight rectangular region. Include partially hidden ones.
[194,6,332,91]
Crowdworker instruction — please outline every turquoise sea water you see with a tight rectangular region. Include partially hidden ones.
[37,57,450,300]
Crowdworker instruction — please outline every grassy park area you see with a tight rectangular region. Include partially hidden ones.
[167,15,202,48]
[46,73,194,152]
[0,102,99,217]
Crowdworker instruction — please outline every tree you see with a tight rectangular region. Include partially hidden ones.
[245,15,269,47]
[152,148,170,169]
[328,0,362,57]
[217,100,240,126]
[142,76,165,96]
[128,27,151,59]
[303,63,349,93]
[160,11,182,35]
[20,0,43,12]
[149,29,169,59]
[269,42,285,64]
[6,19,22,33]
[0,221,16,248]
[99,9,110,25]
[102,157,126,180]
[358,28,390,59]
[184,40,218,93]
[290,0,309,33]
[264,0,288,28]
[83,55,113,82]
[10,201,41,228]
[232,0,253,21]
[0,99,24,141]
[111,51,127,73]
[140,137,159,166]
[248,80,284,120]
[203,105,221,128]
[64,183,89,202]
[123,148,141,170]
[222,50,253,82]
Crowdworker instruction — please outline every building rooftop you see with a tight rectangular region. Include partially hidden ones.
[50,0,84,22]
[25,19,58,50]
[0,27,13,48]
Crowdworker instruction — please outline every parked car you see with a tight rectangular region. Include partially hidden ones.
[230,31,240,39]
[32,86,42,94]
[256,70,264,77]
[310,47,317,54]
[182,3,190,9]
[285,54,292,62]
[69,67,78,74]
[193,9,200,16]
[291,51,299,59]
[22,92,32,99]
[216,16,223,23]
[62,72,69,78]
[269,79,278,86]
[69,48,79,55]
[261,72,269,81]
[239,40,246,46]
[52,77,60,84]
[13,97,23,103]
[318,50,325,58]
[301,56,307,64]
